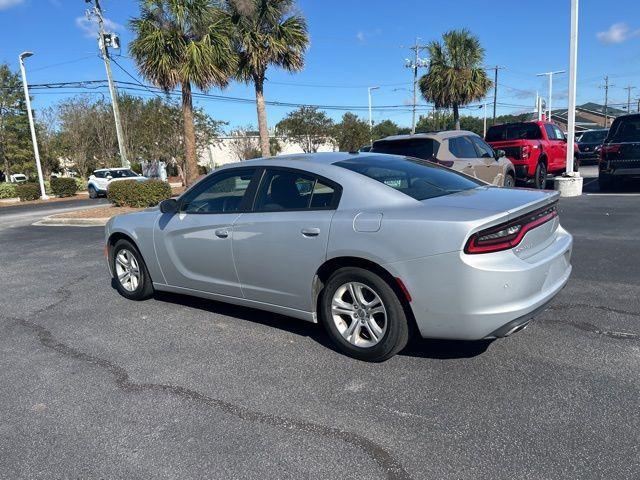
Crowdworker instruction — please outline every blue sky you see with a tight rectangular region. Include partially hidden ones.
[1,0,640,131]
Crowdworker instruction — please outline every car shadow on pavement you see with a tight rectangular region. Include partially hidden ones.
[149,289,492,361]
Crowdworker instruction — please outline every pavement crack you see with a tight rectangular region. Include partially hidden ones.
[542,318,639,340]
[549,303,640,319]
[15,317,412,480]
[32,274,92,316]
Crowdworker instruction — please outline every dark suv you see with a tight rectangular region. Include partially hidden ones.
[599,114,640,190]
[577,129,608,164]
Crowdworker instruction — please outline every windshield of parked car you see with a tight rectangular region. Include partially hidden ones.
[370,138,439,160]
[486,123,542,141]
[109,169,138,178]
[579,130,608,143]
[335,155,482,201]
[607,116,640,143]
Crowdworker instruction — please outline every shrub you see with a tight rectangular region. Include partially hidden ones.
[51,177,78,197]
[17,183,40,201]
[108,179,172,208]
[74,177,88,192]
[0,183,17,199]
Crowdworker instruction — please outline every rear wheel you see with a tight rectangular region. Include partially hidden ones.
[321,267,409,362]
[112,239,154,300]
[533,162,547,189]
[503,173,515,188]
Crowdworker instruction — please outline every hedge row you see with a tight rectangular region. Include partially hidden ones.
[0,183,17,199]
[107,179,172,208]
[51,177,78,197]
[16,183,40,201]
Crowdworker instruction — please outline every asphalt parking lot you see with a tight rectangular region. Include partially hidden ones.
[1,177,639,479]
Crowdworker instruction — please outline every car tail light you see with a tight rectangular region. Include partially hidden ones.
[521,145,531,160]
[464,203,558,254]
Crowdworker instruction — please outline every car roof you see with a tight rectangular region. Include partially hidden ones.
[374,130,479,143]
[238,151,367,166]
[94,167,132,172]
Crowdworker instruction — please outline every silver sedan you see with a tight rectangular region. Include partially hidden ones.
[105,153,573,361]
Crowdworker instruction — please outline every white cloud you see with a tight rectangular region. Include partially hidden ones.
[75,15,122,38]
[356,29,382,45]
[597,23,640,44]
[0,0,24,10]
[356,31,366,43]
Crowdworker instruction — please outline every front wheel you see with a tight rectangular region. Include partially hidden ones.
[321,267,409,362]
[111,239,154,300]
[88,185,98,199]
[533,162,547,189]
[503,173,516,188]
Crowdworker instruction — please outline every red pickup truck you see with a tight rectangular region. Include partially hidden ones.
[486,121,578,189]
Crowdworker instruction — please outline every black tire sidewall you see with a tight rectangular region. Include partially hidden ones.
[89,186,97,198]
[504,173,515,187]
[320,267,409,362]
[112,239,153,300]
[534,162,547,189]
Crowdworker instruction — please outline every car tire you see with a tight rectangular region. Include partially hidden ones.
[573,156,580,172]
[503,173,516,188]
[111,239,154,301]
[533,162,547,189]
[320,267,409,362]
[88,185,98,199]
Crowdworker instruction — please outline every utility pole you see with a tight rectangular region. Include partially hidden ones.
[623,85,635,112]
[601,75,612,128]
[485,65,505,125]
[536,70,565,122]
[87,0,129,167]
[404,38,428,134]
[367,86,379,143]
[18,52,48,200]
[564,0,579,177]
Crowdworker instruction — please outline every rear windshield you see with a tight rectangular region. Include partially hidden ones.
[370,138,439,160]
[486,123,542,141]
[607,116,640,143]
[579,130,608,143]
[334,154,481,201]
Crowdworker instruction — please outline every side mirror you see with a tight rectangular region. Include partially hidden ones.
[494,149,506,159]
[159,198,178,214]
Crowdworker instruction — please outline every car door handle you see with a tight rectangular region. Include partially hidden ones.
[301,228,320,237]
[214,229,229,238]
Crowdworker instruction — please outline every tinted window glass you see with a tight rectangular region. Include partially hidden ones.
[110,169,138,178]
[449,136,478,158]
[544,124,556,140]
[579,130,608,143]
[470,136,494,158]
[182,169,256,214]
[254,170,337,211]
[371,138,438,160]
[486,123,542,141]
[335,155,481,201]
[608,115,640,142]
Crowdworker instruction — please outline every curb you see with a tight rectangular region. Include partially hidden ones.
[33,215,108,227]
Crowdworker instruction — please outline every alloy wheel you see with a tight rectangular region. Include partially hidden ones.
[331,282,387,348]
[115,249,141,292]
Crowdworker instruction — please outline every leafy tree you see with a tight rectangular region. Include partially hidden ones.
[129,0,236,185]
[275,106,333,153]
[269,137,282,156]
[229,0,308,157]
[371,119,401,141]
[228,126,261,161]
[419,29,492,130]
[334,112,370,151]
[0,64,32,180]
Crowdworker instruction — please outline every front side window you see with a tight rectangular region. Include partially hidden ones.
[470,136,494,158]
[181,169,257,214]
[254,169,337,211]
[335,155,481,201]
[449,136,478,158]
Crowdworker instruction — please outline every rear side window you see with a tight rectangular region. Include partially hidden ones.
[254,169,338,211]
[449,136,478,158]
[608,115,640,142]
[370,138,439,160]
[486,123,542,141]
[335,155,481,201]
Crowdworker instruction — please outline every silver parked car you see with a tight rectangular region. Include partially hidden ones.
[105,153,572,361]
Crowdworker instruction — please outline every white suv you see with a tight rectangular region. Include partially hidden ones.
[87,168,147,198]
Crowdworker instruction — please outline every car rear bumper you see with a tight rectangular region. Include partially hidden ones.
[384,226,573,340]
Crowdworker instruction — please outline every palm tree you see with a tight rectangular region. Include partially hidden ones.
[229,0,308,157]
[419,29,492,130]
[129,0,236,185]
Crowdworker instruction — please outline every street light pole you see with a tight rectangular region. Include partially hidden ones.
[368,86,379,142]
[536,70,565,121]
[18,52,48,200]
[565,0,578,177]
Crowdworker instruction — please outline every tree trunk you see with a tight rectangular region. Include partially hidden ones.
[181,81,199,186]
[254,78,270,157]
[453,104,460,130]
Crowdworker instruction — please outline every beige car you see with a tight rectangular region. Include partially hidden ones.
[370,130,516,187]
